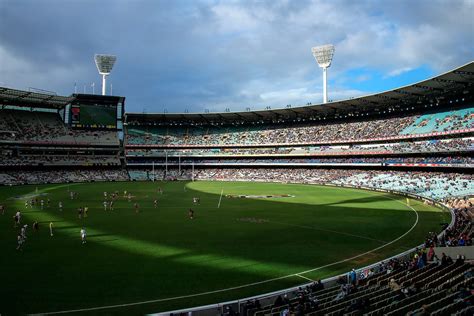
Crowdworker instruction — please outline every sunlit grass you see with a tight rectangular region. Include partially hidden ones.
[0,181,449,315]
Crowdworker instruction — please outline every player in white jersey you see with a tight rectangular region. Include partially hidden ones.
[80,228,87,244]
[103,201,108,211]
[15,211,21,227]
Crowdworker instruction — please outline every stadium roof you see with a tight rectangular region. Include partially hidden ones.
[1,61,472,116]
[127,61,474,124]
[0,87,74,109]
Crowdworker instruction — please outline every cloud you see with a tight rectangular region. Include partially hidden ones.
[386,67,413,78]
[0,0,472,113]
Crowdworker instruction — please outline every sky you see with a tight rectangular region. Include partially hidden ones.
[0,0,473,113]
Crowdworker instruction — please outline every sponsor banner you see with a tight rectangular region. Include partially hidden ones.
[387,163,472,168]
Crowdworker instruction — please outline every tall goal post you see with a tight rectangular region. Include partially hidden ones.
[217,188,224,208]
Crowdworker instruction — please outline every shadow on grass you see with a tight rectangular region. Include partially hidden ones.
[0,180,450,315]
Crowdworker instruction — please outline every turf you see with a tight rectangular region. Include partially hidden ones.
[0,181,450,315]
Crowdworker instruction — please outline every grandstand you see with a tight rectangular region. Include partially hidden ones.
[0,62,473,315]
[126,61,473,315]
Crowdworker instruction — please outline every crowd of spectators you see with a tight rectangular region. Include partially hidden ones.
[0,154,120,167]
[130,156,471,166]
[428,197,474,248]
[403,107,474,135]
[331,170,472,200]
[238,247,472,316]
[125,137,473,157]
[126,107,473,146]
[0,110,118,145]
[126,115,416,145]
[0,169,129,185]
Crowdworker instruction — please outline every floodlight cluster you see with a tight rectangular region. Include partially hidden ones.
[94,54,117,74]
[311,44,335,68]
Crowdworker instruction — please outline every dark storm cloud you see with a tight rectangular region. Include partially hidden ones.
[0,0,472,113]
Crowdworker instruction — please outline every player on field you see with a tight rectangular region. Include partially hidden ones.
[78,207,83,219]
[40,199,44,210]
[16,233,24,250]
[134,202,139,214]
[58,201,63,211]
[103,201,108,211]
[47,198,51,208]
[153,199,158,208]
[21,224,28,240]
[80,227,87,244]
[109,201,114,211]
[14,211,21,227]
[84,206,89,217]
[128,193,132,202]
[49,222,54,237]
[188,208,194,220]
[33,221,39,232]
[0,204,5,215]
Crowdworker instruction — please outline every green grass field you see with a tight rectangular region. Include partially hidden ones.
[0,181,450,315]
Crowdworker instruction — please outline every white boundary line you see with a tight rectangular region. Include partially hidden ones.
[29,194,419,315]
[295,274,314,282]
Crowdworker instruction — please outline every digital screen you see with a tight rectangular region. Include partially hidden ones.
[71,104,117,129]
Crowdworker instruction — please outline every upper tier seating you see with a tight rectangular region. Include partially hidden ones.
[127,107,473,146]
[401,107,474,134]
[0,110,119,145]
[126,115,417,145]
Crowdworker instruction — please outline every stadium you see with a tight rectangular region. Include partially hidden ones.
[1,2,473,316]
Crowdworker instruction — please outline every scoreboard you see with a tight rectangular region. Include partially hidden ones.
[69,94,124,129]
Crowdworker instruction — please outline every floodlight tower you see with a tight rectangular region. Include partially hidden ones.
[94,54,117,95]
[311,44,335,103]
